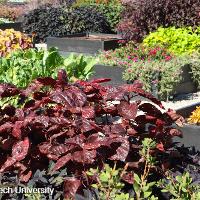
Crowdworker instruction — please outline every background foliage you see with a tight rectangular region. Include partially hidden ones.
[22,5,112,42]
[118,0,200,42]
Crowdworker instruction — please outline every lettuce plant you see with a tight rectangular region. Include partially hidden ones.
[0,69,184,198]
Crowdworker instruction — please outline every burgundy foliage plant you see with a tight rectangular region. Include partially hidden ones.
[0,69,184,198]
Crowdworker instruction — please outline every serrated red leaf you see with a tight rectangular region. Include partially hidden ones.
[109,138,130,161]
[52,154,72,172]
[82,106,95,119]
[117,101,137,120]
[12,121,23,139]
[63,177,81,199]
[0,122,13,134]
[0,138,29,172]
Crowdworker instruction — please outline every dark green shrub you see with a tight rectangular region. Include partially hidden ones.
[22,5,112,42]
[73,0,123,32]
[118,0,200,42]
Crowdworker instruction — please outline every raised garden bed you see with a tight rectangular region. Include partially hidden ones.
[90,64,124,86]
[0,22,22,32]
[174,103,200,150]
[46,33,123,55]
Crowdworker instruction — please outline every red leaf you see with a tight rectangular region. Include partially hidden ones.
[156,143,165,151]
[12,137,30,160]
[109,138,130,162]
[63,177,81,199]
[0,122,13,134]
[72,149,96,164]
[168,128,182,137]
[0,83,20,97]
[52,154,71,172]
[82,106,95,119]
[12,121,23,139]
[117,101,137,120]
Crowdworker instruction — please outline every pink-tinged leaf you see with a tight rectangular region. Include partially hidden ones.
[12,121,23,139]
[156,143,165,152]
[38,142,52,155]
[12,137,30,161]
[72,149,96,164]
[109,138,130,162]
[168,128,182,137]
[0,83,20,97]
[166,110,185,127]
[52,154,72,172]
[121,171,134,184]
[0,122,13,134]
[110,124,126,135]
[19,170,32,182]
[57,69,68,85]
[90,78,111,83]
[117,101,137,120]
[82,106,95,119]
[49,143,81,156]
[0,157,16,172]
[103,86,127,100]
[63,177,81,199]
[81,119,100,133]
[22,81,43,97]
[15,109,24,120]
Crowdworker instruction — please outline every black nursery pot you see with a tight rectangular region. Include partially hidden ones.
[0,22,23,32]
[174,103,200,151]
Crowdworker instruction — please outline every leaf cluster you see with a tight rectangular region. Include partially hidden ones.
[0,29,32,57]
[143,27,200,55]
[0,69,184,198]
[118,0,200,42]
[22,5,112,42]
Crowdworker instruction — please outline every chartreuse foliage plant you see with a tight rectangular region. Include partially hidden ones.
[0,69,185,199]
[0,29,32,57]
[143,27,200,55]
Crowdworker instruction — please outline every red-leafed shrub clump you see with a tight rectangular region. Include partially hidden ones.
[118,0,200,42]
[0,70,184,198]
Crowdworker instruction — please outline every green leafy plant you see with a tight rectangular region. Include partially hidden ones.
[63,53,97,82]
[143,27,200,55]
[158,172,200,200]
[133,138,158,200]
[123,56,191,100]
[87,163,131,200]
[0,48,96,88]
[73,0,123,32]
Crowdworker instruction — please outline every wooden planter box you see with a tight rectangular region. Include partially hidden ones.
[46,33,122,55]
[0,22,22,32]
[90,64,125,86]
[174,103,200,150]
